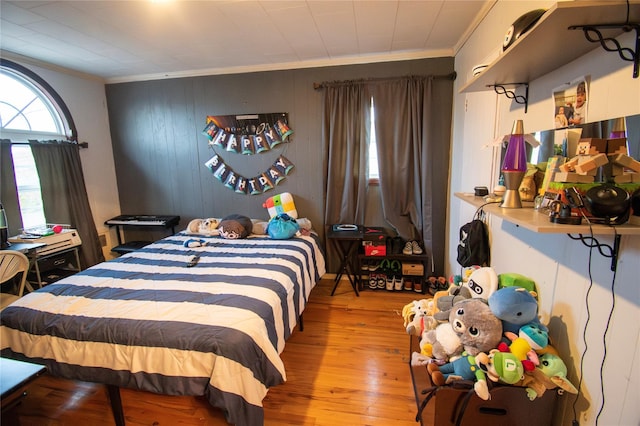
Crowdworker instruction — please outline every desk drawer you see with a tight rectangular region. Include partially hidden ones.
[37,250,78,272]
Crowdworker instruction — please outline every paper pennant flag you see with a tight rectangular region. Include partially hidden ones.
[267,166,286,184]
[247,177,262,195]
[274,120,293,141]
[241,135,254,155]
[225,133,239,153]
[202,121,218,141]
[205,154,221,171]
[264,127,282,149]
[259,172,274,191]
[254,134,269,154]
[212,129,227,147]
[235,176,247,194]
[274,155,295,175]
[224,171,237,189]
[212,162,229,181]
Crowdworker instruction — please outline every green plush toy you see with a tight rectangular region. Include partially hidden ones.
[498,272,537,293]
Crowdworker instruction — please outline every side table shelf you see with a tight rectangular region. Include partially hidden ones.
[357,253,430,294]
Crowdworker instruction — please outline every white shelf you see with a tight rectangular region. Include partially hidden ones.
[455,192,640,236]
[460,1,640,94]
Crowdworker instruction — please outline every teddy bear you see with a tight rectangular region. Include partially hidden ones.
[187,218,220,235]
[419,320,463,362]
[432,285,472,323]
[516,352,579,400]
[402,299,438,336]
[448,298,503,356]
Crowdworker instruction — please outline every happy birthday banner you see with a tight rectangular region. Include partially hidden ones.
[202,113,293,155]
[205,154,294,195]
[202,112,296,195]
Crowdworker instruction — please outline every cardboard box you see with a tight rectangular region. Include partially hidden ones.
[402,262,424,276]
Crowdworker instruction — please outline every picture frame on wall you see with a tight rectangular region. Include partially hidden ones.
[552,76,590,129]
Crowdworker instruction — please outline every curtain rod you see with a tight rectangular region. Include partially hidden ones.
[313,71,457,90]
[6,140,89,148]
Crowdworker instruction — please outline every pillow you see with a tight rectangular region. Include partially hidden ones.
[218,214,253,239]
[267,213,300,239]
[263,192,298,219]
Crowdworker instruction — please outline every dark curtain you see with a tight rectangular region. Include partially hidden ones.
[29,140,105,268]
[370,76,453,274]
[0,140,23,236]
[321,83,369,271]
[321,74,453,274]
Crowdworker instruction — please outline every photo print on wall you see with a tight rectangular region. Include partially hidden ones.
[552,76,590,129]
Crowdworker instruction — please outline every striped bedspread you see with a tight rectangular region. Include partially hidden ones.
[1,232,326,426]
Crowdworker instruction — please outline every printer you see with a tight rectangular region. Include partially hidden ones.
[9,228,82,257]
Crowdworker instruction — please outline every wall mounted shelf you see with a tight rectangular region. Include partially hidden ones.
[460,1,640,96]
[455,192,640,236]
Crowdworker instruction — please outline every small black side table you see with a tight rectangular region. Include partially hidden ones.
[1,357,46,415]
[326,225,363,296]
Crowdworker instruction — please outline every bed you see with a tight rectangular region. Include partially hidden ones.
[0,230,326,426]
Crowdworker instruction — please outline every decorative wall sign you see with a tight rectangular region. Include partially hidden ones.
[202,112,295,195]
[205,154,294,195]
[202,113,293,155]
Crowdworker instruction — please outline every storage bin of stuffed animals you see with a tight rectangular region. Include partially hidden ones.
[403,268,578,426]
[409,336,558,426]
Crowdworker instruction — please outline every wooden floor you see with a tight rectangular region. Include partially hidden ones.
[2,278,428,426]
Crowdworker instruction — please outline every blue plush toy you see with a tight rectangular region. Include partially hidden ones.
[488,286,548,335]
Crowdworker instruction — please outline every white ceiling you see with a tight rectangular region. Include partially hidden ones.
[0,0,492,83]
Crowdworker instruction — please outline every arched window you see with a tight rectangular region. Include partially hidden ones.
[0,59,77,229]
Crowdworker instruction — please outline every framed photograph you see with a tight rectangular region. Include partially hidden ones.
[552,76,589,129]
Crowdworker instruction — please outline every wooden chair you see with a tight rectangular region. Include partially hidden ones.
[0,250,30,310]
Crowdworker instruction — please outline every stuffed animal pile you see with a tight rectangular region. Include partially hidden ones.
[404,266,578,401]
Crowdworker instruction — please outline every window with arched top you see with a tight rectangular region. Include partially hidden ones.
[0,59,77,229]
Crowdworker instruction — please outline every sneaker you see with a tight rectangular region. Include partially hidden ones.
[377,274,386,289]
[413,278,423,293]
[427,276,439,295]
[361,260,369,271]
[369,273,378,290]
[394,275,404,291]
[402,241,413,255]
[386,276,394,291]
[404,277,413,291]
[411,241,423,255]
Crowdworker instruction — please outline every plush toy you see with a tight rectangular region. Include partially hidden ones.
[183,238,206,248]
[488,286,547,335]
[187,218,219,235]
[218,214,253,239]
[498,272,537,293]
[516,353,579,400]
[427,352,491,400]
[475,349,524,385]
[402,299,437,336]
[449,298,503,356]
[465,267,498,300]
[432,285,473,322]
[420,321,463,362]
[498,323,549,371]
[263,192,298,219]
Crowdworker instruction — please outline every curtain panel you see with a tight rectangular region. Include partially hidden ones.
[29,140,105,268]
[321,74,454,274]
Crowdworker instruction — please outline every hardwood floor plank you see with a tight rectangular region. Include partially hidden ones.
[2,279,426,425]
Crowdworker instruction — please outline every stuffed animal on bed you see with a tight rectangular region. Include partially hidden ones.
[263,192,298,219]
[218,214,253,239]
[187,218,219,235]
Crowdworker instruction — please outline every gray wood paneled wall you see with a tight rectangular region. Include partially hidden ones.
[105,57,454,253]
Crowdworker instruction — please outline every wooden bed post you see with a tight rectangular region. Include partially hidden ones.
[106,385,126,426]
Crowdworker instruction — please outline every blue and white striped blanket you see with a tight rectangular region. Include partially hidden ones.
[1,232,326,426]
